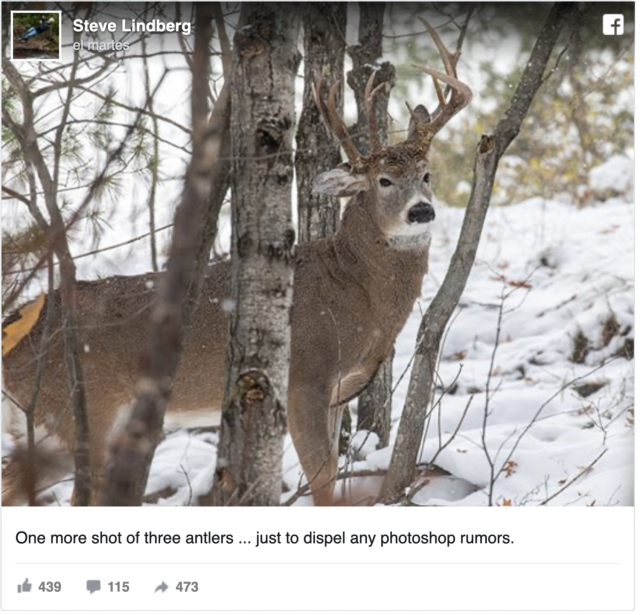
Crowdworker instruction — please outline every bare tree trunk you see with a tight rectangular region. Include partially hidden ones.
[2,29,94,505]
[213,4,300,507]
[45,59,93,503]
[294,4,350,453]
[357,356,392,447]
[380,2,581,504]
[295,3,346,243]
[21,257,55,505]
[348,3,395,153]
[142,35,160,272]
[58,244,92,505]
[348,2,396,448]
[101,4,232,506]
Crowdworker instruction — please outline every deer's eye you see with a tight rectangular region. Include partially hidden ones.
[423,172,430,184]
[379,178,394,188]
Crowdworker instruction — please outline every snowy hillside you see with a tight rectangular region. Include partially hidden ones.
[4,159,634,507]
[378,195,634,507]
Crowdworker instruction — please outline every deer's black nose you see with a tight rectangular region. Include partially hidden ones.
[408,202,435,224]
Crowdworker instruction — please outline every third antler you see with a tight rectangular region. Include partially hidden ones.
[313,15,473,161]
[410,16,473,146]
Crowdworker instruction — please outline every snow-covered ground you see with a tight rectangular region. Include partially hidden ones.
[3,157,634,507]
[164,157,635,508]
[378,197,634,507]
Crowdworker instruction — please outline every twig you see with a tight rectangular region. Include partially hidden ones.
[429,394,473,467]
[539,450,607,506]
[481,282,506,506]
[178,464,194,506]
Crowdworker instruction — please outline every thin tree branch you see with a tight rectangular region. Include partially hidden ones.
[380,2,582,504]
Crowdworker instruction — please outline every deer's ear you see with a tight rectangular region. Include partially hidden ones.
[312,168,367,197]
[407,104,431,142]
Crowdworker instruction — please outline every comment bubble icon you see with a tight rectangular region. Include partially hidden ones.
[86,580,101,594]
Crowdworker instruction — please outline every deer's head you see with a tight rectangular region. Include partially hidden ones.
[312,18,472,246]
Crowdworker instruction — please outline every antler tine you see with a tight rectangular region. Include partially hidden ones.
[413,66,472,102]
[418,16,458,77]
[312,77,362,166]
[364,71,387,152]
[327,81,362,164]
[419,16,464,117]
[412,16,473,143]
[413,64,472,136]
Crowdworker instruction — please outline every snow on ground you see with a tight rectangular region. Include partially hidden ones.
[3,160,634,507]
[366,194,634,507]
[147,162,634,507]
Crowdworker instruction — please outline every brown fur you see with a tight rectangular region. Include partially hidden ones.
[3,155,433,506]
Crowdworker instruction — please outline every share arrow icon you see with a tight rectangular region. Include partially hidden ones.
[155,581,168,593]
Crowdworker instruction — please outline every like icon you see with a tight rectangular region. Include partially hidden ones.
[17,578,32,593]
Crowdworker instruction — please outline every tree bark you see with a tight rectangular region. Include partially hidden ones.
[356,354,392,447]
[380,2,581,504]
[294,4,351,455]
[101,4,232,506]
[22,257,55,506]
[213,5,300,507]
[295,3,346,243]
[347,3,395,154]
[348,3,396,448]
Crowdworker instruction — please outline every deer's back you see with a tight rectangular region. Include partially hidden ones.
[3,238,424,440]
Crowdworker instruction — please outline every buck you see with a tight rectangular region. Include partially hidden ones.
[2,21,471,506]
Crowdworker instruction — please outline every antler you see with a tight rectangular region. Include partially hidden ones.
[411,16,473,146]
[313,71,389,165]
[312,78,362,166]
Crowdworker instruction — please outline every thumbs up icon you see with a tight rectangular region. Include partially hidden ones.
[17,578,32,593]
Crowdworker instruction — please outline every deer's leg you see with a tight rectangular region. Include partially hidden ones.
[289,386,341,506]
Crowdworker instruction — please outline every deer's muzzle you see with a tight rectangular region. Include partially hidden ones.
[408,202,435,224]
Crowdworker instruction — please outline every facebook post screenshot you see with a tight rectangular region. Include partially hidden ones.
[0,1,636,612]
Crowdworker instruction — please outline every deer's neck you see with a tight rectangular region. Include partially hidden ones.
[330,196,430,315]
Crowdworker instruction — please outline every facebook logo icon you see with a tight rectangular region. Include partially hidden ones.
[603,15,624,35]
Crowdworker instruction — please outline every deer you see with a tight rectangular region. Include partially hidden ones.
[2,20,471,507]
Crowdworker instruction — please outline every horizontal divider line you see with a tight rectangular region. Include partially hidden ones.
[16,561,620,566]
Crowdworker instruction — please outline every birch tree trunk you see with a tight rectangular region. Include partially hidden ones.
[213,5,300,507]
[348,2,396,448]
[295,3,346,243]
[380,2,581,503]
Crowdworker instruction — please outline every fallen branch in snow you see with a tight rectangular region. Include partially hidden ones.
[493,357,619,488]
[538,449,607,506]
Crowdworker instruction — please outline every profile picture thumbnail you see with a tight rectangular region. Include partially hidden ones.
[11,11,60,61]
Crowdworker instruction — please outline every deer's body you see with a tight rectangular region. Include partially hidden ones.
[3,17,470,506]
[3,194,430,505]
